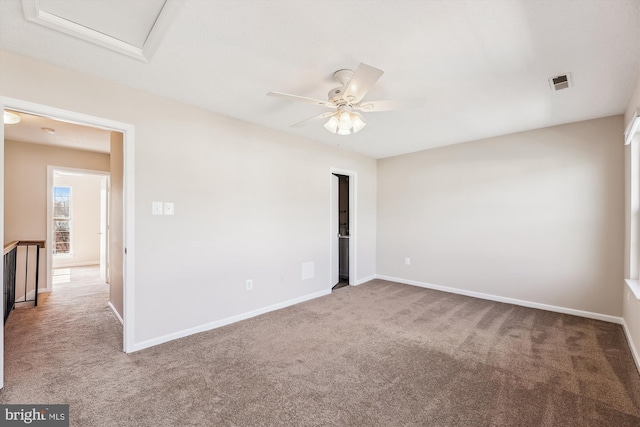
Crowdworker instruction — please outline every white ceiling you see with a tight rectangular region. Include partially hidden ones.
[1,0,639,158]
[4,110,111,153]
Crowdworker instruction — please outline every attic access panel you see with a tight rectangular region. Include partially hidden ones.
[22,0,181,62]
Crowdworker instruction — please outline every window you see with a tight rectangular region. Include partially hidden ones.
[626,110,640,299]
[53,186,71,255]
[632,141,639,276]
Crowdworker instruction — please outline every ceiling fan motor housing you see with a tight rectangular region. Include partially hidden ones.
[328,87,350,105]
[328,68,356,105]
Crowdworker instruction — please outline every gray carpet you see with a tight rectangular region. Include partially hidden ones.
[1,267,640,426]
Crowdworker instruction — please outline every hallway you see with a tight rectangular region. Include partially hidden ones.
[2,266,123,391]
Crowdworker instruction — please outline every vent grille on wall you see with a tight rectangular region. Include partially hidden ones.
[549,73,572,91]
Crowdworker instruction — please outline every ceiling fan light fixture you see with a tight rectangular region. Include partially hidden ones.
[324,115,339,133]
[269,63,394,135]
[338,111,352,131]
[4,111,20,125]
[325,110,367,135]
[351,113,366,133]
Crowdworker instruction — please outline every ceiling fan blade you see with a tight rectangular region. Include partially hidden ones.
[354,98,424,112]
[290,111,335,128]
[267,91,336,109]
[343,63,384,103]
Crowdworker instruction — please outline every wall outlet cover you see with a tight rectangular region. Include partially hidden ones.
[152,201,163,215]
[301,262,314,280]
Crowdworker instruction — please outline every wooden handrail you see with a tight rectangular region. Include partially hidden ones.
[3,241,18,256]
[4,240,46,256]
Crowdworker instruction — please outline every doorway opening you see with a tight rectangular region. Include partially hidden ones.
[1,97,135,390]
[47,168,110,292]
[332,173,350,290]
[330,168,356,291]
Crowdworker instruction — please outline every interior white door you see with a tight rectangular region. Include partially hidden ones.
[99,176,109,283]
[330,174,339,287]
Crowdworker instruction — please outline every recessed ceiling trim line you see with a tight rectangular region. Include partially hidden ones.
[21,0,181,62]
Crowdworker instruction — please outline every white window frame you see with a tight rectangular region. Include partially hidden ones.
[626,109,640,299]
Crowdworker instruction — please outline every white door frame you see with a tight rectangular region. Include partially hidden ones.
[46,166,110,291]
[0,96,136,389]
[100,175,110,284]
[329,167,357,289]
[330,174,339,287]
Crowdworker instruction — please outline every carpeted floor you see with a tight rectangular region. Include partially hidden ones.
[1,267,640,426]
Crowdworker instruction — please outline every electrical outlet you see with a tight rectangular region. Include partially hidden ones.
[246,279,253,291]
[405,257,411,265]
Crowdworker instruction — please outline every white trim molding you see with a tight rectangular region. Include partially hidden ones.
[53,261,101,268]
[376,275,624,324]
[329,167,358,288]
[353,275,376,286]
[0,96,136,356]
[131,289,331,353]
[108,302,124,325]
[380,275,639,372]
[622,317,640,375]
[47,166,110,294]
[626,279,640,300]
[625,108,640,145]
[21,0,182,62]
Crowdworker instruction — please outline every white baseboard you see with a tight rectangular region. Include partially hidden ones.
[14,289,44,303]
[353,275,376,286]
[108,301,124,325]
[376,275,624,325]
[622,318,640,375]
[377,275,640,373]
[53,261,100,268]
[130,289,331,353]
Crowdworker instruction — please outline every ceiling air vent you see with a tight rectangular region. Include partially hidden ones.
[549,73,572,91]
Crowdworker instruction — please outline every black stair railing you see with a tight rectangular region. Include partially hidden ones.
[3,240,45,325]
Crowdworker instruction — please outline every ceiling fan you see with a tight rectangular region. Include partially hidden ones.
[267,63,408,135]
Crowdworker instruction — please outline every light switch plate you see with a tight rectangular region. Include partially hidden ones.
[152,201,163,215]
[164,202,175,215]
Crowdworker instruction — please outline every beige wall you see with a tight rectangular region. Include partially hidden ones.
[109,132,123,318]
[4,47,630,357]
[4,140,110,289]
[625,70,640,128]
[4,141,110,243]
[0,51,377,347]
[377,116,625,316]
[52,173,104,267]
